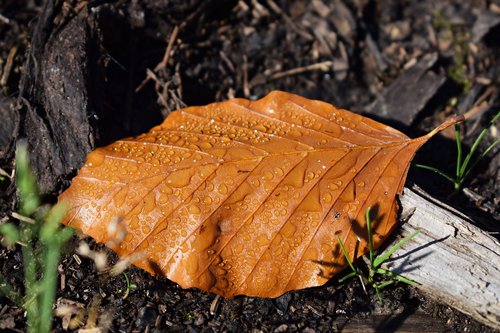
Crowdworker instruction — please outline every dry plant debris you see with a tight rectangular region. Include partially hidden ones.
[59,91,461,298]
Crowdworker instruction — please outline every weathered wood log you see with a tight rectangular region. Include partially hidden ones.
[384,185,500,330]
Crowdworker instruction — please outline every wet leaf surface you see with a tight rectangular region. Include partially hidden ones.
[59,91,461,298]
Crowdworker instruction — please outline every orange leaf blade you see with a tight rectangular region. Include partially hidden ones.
[59,91,461,297]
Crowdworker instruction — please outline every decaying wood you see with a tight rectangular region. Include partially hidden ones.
[385,185,500,330]
[365,53,446,127]
[0,96,18,161]
[18,0,102,194]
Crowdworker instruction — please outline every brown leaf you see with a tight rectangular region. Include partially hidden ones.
[59,91,462,298]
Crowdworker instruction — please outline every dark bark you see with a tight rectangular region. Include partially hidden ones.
[18,1,102,194]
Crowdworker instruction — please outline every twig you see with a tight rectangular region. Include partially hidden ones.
[1,46,18,86]
[219,50,235,73]
[0,13,10,24]
[243,54,249,97]
[462,86,497,121]
[0,167,13,179]
[179,0,213,30]
[11,212,36,224]
[210,295,222,315]
[154,25,179,73]
[135,26,180,93]
[269,61,333,80]
[250,0,270,18]
[266,0,313,40]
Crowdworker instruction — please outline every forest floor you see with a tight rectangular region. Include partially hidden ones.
[0,0,499,332]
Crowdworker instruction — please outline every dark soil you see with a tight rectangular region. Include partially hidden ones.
[1,0,499,332]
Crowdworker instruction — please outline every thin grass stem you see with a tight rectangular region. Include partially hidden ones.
[373,231,420,268]
[455,124,463,179]
[462,136,500,182]
[365,207,374,266]
[337,236,356,273]
[414,164,456,185]
[459,110,500,179]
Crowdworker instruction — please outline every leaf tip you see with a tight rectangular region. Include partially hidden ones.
[425,114,465,139]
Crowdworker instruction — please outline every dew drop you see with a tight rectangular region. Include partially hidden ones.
[166,168,195,187]
[233,243,244,254]
[199,141,213,149]
[218,184,228,195]
[273,167,284,177]
[284,164,306,188]
[189,204,201,214]
[263,171,274,180]
[328,182,339,191]
[141,225,151,234]
[281,223,297,237]
[322,192,333,203]
[86,152,106,167]
[256,234,271,246]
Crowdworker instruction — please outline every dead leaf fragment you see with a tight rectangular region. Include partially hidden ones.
[59,91,461,298]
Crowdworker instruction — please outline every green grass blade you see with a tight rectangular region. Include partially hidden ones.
[375,267,417,286]
[15,144,40,216]
[339,271,357,283]
[38,202,72,332]
[39,242,60,333]
[394,274,418,286]
[13,143,75,332]
[0,223,20,246]
[337,236,357,273]
[22,232,39,333]
[40,202,68,243]
[459,110,500,178]
[455,124,463,178]
[376,279,396,290]
[375,286,384,303]
[373,231,420,268]
[365,207,374,266]
[462,137,500,181]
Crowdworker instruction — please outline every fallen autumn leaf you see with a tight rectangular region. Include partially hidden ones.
[59,91,462,298]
